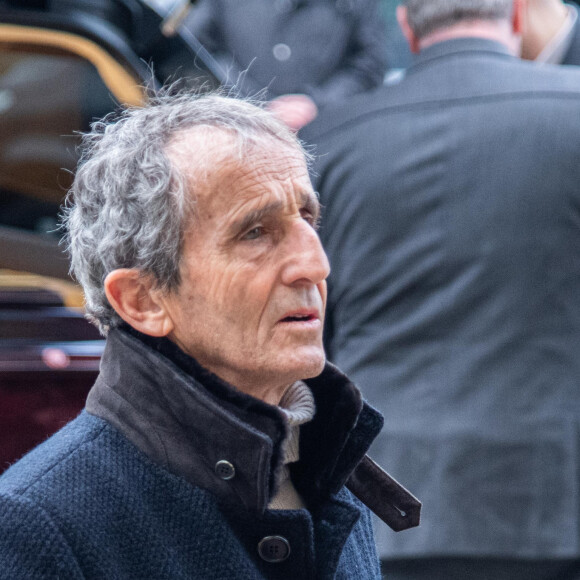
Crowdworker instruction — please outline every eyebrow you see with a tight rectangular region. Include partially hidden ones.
[230,191,320,236]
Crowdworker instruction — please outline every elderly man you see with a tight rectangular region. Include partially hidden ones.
[0,93,418,579]
[300,0,580,579]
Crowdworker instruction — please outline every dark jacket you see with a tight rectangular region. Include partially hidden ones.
[301,38,580,560]
[184,0,388,105]
[0,327,415,578]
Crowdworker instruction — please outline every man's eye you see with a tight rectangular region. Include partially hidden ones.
[242,227,264,240]
[302,211,320,230]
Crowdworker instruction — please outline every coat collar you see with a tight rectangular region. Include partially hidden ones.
[408,37,514,73]
[86,326,383,513]
[300,38,515,146]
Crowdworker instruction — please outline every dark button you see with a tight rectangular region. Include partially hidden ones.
[258,536,291,563]
[214,460,235,480]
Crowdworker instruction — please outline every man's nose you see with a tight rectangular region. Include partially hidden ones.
[281,220,330,286]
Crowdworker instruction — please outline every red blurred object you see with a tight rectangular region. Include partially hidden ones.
[0,369,96,472]
[0,288,103,473]
[41,347,71,369]
[0,0,220,474]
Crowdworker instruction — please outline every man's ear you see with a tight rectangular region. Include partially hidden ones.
[397,5,420,53]
[104,269,174,337]
[512,0,527,36]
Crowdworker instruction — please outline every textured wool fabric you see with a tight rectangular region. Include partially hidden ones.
[0,413,381,580]
[0,328,386,579]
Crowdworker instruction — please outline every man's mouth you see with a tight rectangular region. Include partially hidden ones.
[281,314,317,322]
[278,310,319,323]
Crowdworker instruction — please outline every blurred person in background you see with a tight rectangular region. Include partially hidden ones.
[521,0,580,63]
[0,92,419,579]
[184,0,388,131]
[301,0,580,578]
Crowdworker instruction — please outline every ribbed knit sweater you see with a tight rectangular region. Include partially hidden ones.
[269,380,315,510]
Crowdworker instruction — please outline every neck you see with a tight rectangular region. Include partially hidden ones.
[521,1,569,60]
[419,19,520,55]
[200,370,293,406]
[258,382,293,406]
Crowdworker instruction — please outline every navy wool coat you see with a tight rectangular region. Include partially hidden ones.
[0,327,385,579]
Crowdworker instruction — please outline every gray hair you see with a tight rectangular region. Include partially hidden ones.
[403,0,514,39]
[62,92,307,334]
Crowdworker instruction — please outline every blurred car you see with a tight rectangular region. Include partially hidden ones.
[0,0,220,472]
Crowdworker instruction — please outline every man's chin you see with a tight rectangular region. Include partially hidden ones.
[289,350,326,381]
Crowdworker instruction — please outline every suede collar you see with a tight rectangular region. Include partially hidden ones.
[86,326,383,513]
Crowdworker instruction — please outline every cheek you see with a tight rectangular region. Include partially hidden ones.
[202,263,267,321]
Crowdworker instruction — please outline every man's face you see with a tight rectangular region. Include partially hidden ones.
[162,130,330,404]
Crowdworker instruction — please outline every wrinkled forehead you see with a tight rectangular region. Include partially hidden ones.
[165,125,306,183]
[164,126,315,239]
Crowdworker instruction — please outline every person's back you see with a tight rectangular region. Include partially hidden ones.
[301,0,580,577]
[184,0,388,130]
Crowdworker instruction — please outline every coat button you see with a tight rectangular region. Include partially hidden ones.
[214,460,235,480]
[258,536,291,563]
[272,43,292,61]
